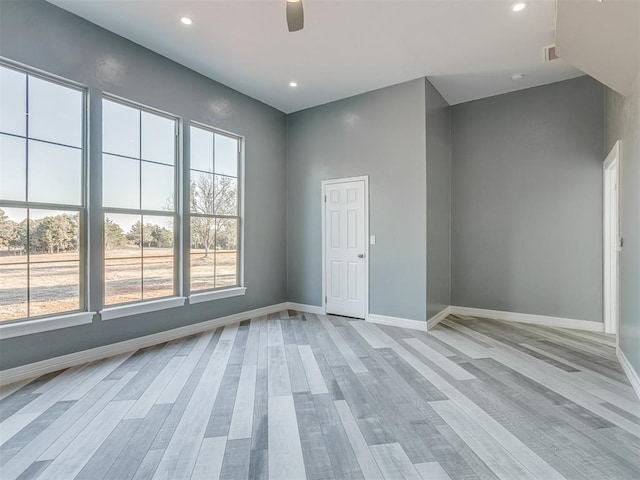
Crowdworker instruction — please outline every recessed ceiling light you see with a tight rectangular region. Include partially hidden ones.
[512,73,525,81]
[289,81,298,87]
[512,3,527,12]
[180,17,193,25]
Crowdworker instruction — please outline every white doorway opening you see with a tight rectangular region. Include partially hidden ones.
[603,141,621,335]
[321,176,369,319]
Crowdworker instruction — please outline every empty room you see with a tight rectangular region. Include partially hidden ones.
[0,0,638,479]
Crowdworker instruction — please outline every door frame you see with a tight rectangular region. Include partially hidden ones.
[321,175,370,320]
[603,141,620,336]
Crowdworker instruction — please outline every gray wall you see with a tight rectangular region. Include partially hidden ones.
[0,0,613,371]
[0,0,287,369]
[425,79,452,319]
[451,76,604,322]
[606,74,640,374]
[286,79,428,321]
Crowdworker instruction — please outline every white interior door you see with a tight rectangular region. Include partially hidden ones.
[324,179,367,319]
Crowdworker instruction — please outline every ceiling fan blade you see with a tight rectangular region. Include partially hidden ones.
[286,0,304,32]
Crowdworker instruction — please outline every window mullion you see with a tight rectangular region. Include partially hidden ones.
[139,110,143,302]
[88,87,104,314]
[25,74,31,318]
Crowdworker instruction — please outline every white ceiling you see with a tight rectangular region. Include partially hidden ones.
[557,0,639,97]
[48,0,585,113]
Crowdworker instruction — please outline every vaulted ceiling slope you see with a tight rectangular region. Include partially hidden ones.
[48,0,584,113]
[557,0,640,97]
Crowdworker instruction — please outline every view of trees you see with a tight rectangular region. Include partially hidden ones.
[104,217,126,250]
[190,174,238,256]
[0,170,238,257]
[104,218,173,251]
[0,209,24,252]
[0,175,237,256]
[0,209,79,255]
[0,209,177,256]
[1,174,237,257]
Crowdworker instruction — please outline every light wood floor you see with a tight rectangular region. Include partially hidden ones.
[0,311,639,480]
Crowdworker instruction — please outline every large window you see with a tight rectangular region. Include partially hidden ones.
[0,64,85,322]
[189,124,241,293]
[102,98,178,306]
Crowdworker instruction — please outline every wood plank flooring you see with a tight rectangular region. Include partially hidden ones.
[1,311,639,480]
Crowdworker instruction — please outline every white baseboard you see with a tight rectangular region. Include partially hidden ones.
[285,302,325,315]
[0,302,288,387]
[0,300,609,387]
[617,347,640,400]
[449,306,604,333]
[367,313,428,332]
[427,306,452,330]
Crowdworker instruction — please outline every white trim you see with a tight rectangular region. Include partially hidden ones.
[285,302,325,315]
[450,306,604,332]
[367,313,428,332]
[0,312,95,340]
[427,306,451,330]
[617,347,640,400]
[321,175,370,186]
[604,140,620,170]
[603,141,621,336]
[0,302,288,387]
[239,132,246,289]
[189,287,247,304]
[321,176,370,320]
[100,297,187,321]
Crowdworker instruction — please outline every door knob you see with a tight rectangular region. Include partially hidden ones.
[358,254,365,258]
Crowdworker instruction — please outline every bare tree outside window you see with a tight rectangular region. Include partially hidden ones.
[189,125,240,292]
[0,65,244,320]
[190,174,237,256]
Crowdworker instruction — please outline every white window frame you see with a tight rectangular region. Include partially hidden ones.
[187,122,245,301]
[100,94,182,316]
[0,60,92,336]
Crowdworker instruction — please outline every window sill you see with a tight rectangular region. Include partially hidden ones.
[0,312,96,340]
[189,287,247,305]
[100,297,187,321]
